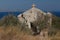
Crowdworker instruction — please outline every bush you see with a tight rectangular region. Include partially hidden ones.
[0,13,20,27]
[52,15,60,29]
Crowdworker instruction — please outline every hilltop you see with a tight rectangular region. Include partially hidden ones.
[0,13,60,40]
[0,4,60,40]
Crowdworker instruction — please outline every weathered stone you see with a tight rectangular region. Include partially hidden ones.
[17,4,52,38]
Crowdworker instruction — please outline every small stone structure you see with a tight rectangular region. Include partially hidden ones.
[17,4,52,39]
[18,4,47,29]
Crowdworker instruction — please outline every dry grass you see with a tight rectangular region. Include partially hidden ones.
[0,26,41,40]
[0,26,60,40]
[49,30,60,40]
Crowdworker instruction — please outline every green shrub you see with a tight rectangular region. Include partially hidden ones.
[0,13,20,27]
[52,15,60,29]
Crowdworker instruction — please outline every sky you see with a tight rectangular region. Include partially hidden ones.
[0,0,60,12]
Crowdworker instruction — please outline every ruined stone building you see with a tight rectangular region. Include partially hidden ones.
[17,4,52,37]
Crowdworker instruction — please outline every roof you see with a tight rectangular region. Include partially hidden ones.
[23,4,46,15]
[18,4,47,22]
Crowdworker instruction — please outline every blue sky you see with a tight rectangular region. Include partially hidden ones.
[0,0,60,12]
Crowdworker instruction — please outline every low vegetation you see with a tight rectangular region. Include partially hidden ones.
[0,13,60,40]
